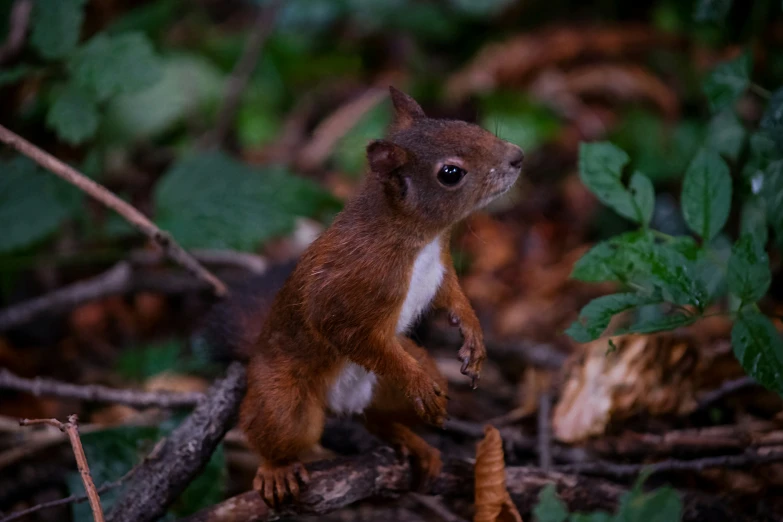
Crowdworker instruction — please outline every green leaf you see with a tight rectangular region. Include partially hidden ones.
[0,65,32,87]
[30,0,86,60]
[680,148,732,241]
[46,82,100,144]
[761,87,783,147]
[727,235,771,304]
[533,484,568,522]
[116,340,182,381]
[335,101,392,176]
[479,93,561,152]
[694,0,732,22]
[154,151,341,250]
[761,160,783,244]
[571,231,651,283]
[628,172,655,226]
[618,485,683,522]
[68,32,162,102]
[103,53,223,143]
[566,293,659,343]
[0,157,75,253]
[579,142,654,224]
[732,310,783,396]
[740,197,768,246]
[705,110,746,161]
[627,240,708,308]
[570,514,613,522]
[703,51,751,112]
[624,313,698,334]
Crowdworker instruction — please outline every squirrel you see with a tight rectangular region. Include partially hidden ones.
[205,87,524,507]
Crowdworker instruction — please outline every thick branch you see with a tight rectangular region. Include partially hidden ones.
[105,363,246,522]
[180,448,755,522]
[0,369,204,408]
[0,124,227,297]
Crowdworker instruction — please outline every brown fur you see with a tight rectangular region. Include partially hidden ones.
[238,87,524,507]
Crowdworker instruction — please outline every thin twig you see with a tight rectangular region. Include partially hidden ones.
[204,2,281,148]
[557,446,783,479]
[18,415,104,522]
[0,0,32,64]
[0,262,132,331]
[696,376,759,411]
[295,87,387,170]
[0,369,204,408]
[537,391,552,471]
[411,494,468,522]
[0,439,158,522]
[0,124,227,296]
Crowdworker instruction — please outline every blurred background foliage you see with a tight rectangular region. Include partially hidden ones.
[2,0,783,518]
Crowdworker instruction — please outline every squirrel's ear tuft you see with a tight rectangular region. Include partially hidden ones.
[389,86,425,130]
[367,139,408,175]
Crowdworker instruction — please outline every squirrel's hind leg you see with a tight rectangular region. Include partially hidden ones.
[240,357,325,507]
[364,336,447,492]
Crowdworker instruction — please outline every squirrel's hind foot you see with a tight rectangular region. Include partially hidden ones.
[253,461,310,508]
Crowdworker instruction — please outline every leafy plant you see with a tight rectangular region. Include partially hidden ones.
[533,474,682,522]
[567,49,783,396]
[154,151,342,250]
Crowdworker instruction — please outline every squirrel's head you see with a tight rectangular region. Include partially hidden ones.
[366,86,524,229]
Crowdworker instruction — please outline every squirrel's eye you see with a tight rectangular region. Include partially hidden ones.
[437,164,466,187]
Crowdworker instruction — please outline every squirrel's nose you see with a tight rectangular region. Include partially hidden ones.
[507,146,524,169]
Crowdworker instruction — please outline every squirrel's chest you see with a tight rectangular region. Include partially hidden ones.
[326,238,445,415]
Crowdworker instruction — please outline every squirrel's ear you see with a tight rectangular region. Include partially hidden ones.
[389,86,425,130]
[367,139,408,175]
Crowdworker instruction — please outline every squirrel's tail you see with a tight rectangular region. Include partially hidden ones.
[191,261,295,363]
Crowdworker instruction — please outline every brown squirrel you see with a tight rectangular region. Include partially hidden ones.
[210,87,523,507]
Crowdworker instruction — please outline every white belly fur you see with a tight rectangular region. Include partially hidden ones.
[327,238,445,415]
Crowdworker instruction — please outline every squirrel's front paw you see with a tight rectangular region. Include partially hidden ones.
[458,332,486,389]
[408,371,447,426]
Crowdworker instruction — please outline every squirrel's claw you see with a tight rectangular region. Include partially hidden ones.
[254,462,309,508]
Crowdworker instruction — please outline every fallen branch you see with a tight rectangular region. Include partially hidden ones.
[0,369,204,408]
[18,415,104,522]
[0,252,266,331]
[0,262,132,331]
[180,447,755,522]
[203,1,281,148]
[105,362,246,522]
[0,124,227,297]
[557,446,783,479]
[697,376,759,411]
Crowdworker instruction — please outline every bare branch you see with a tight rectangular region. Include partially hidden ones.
[0,0,32,65]
[0,262,132,331]
[295,87,387,171]
[105,363,246,522]
[0,369,204,408]
[557,446,783,479]
[697,376,759,411]
[18,415,104,522]
[203,2,281,148]
[0,124,227,297]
